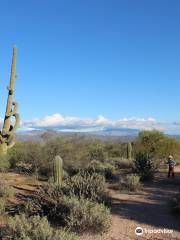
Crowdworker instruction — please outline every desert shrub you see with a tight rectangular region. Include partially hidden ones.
[87,160,115,179]
[133,130,180,163]
[64,197,111,233]
[170,191,180,215]
[9,142,43,173]
[0,198,6,214]
[7,136,135,178]
[23,186,63,221]
[4,214,79,240]
[88,146,106,162]
[41,137,93,176]
[24,185,111,234]
[8,142,26,169]
[133,153,157,181]
[114,157,133,169]
[0,182,15,198]
[134,131,166,158]
[104,143,124,158]
[119,174,141,191]
[63,170,108,203]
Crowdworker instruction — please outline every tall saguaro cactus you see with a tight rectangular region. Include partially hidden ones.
[127,142,132,160]
[0,47,20,155]
[53,155,63,187]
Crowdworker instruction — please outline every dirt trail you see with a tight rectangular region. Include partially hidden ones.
[82,167,180,240]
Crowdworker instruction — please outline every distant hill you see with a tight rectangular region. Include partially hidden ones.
[16,128,180,143]
[16,127,139,142]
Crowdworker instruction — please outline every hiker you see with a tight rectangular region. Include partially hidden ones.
[167,155,176,178]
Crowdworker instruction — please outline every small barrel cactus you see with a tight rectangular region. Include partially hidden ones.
[53,155,63,187]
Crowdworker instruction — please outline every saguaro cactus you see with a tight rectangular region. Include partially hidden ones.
[127,142,132,160]
[0,47,20,155]
[53,155,63,187]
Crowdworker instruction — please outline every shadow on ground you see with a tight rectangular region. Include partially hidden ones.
[110,171,180,232]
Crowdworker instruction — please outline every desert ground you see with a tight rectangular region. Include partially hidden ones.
[1,166,180,240]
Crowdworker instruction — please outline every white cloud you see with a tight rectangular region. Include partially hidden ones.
[21,113,165,132]
[23,114,83,127]
[94,115,111,125]
[114,117,161,130]
[0,113,178,134]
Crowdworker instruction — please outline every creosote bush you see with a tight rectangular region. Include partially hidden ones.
[133,153,157,181]
[119,174,141,192]
[3,214,79,240]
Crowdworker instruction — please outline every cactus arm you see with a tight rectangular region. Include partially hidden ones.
[2,112,20,136]
[6,135,15,149]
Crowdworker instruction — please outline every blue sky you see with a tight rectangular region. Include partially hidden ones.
[1,0,180,133]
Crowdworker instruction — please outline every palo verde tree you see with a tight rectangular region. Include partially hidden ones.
[133,130,180,180]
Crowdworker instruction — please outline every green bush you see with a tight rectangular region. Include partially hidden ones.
[9,142,43,173]
[170,191,180,215]
[24,184,111,234]
[8,137,138,178]
[0,198,6,214]
[134,130,180,160]
[119,174,141,191]
[64,170,108,203]
[0,182,15,198]
[88,146,106,162]
[87,160,115,179]
[64,197,111,233]
[24,184,64,219]
[133,153,157,180]
[4,214,79,240]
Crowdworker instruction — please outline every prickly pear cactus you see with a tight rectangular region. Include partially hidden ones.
[53,155,63,187]
[0,47,20,155]
[127,142,132,160]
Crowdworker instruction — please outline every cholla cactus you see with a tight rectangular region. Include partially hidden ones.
[53,155,63,187]
[0,47,20,155]
[127,142,132,160]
